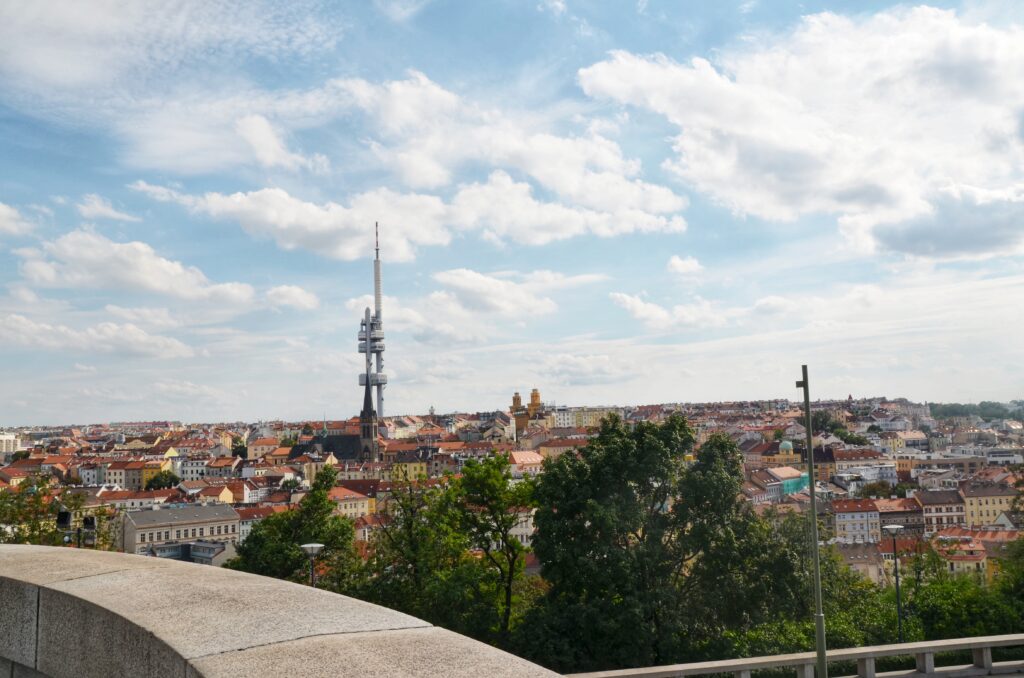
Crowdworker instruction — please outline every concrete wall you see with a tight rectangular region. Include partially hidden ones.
[0,545,557,678]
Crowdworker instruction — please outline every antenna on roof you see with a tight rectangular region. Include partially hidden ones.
[375,221,379,260]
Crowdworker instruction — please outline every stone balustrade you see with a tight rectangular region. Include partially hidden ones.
[569,634,1024,678]
[0,545,557,678]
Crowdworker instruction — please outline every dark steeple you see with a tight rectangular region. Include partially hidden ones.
[360,369,379,462]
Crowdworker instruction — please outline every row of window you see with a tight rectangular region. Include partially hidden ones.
[138,522,237,543]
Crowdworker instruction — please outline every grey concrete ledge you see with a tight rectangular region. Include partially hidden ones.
[0,545,558,678]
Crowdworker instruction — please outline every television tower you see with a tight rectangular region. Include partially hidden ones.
[358,223,387,417]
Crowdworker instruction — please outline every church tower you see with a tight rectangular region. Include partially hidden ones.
[359,377,379,462]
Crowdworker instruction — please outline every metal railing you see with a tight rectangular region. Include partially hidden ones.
[569,634,1024,678]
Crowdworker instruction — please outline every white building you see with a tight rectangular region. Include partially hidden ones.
[832,498,881,543]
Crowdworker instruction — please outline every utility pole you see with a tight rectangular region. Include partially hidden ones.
[796,364,828,678]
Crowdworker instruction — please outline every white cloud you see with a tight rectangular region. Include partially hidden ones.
[344,269,605,344]
[608,292,672,329]
[433,268,606,317]
[153,379,223,400]
[0,203,33,235]
[578,7,1024,257]
[538,0,567,16]
[343,72,686,214]
[235,114,328,173]
[451,171,685,245]
[374,0,432,22]
[667,255,702,276]
[0,314,193,358]
[17,229,254,304]
[266,285,320,311]
[609,292,730,330]
[104,305,180,328]
[73,363,97,373]
[133,172,684,259]
[132,181,449,263]
[0,1,339,93]
[543,352,631,385]
[76,193,140,222]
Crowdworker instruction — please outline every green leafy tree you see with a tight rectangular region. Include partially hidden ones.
[857,480,896,499]
[811,411,832,435]
[11,450,30,461]
[280,434,298,447]
[519,416,805,672]
[144,470,181,491]
[231,438,247,458]
[451,455,535,641]
[226,466,356,584]
[281,478,301,492]
[913,576,1020,638]
[346,478,499,639]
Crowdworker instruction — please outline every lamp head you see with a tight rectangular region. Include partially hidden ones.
[300,543,324,557]
[882,524,903,536]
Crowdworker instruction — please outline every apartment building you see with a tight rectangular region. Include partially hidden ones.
[121,504,240,556]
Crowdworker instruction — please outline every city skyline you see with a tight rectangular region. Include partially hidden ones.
[2,1,1024,425]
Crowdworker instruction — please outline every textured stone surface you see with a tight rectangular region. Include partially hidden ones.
[12,662,48,678]
[43,563,428,659]
[0,545,556,678]
[188,626,559,678]
[0,578,38,668]
[36,588,185,678]
[0,544,169,585]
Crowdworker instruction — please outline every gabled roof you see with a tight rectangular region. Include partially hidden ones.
[833,498,879,513]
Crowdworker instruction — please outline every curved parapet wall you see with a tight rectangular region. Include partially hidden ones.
[0,545,558,678]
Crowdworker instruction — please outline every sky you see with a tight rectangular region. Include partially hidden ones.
[1,0,1023,425]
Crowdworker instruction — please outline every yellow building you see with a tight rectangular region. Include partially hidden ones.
[328,486,372,519]
[392,459,428,481]
[141,460,169,489]
[961,482,1019,527]
[932,535,987,578]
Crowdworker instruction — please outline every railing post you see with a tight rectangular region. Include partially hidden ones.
[915,652,935,674]
[796,663,815,678]
[857,657,876,678]
[972,647,992,671]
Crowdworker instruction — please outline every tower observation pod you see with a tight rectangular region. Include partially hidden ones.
[358,223,387,417]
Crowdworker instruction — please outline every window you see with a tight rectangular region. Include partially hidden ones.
[175,530,181,539]
[140,532,146,543]
[191,528,197,538]
[199,527,204,537]
[216,525,222,535]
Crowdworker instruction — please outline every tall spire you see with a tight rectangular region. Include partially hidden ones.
[358,223,387,432]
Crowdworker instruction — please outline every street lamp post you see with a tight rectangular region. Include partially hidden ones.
[796,365,828,678]
[882,524,904,643]
[300,543,324,587]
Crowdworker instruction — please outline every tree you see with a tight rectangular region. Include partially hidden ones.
[520,416,805,672]
[0,477,115,550]
[346,477,498,639]
[226,466,356,584]
[281,478,301,492]
[811,411,832,435]
[857,480,896,499]
[281,434,298,447]
[11,450,30,461]
[145,470,180,491]
[451,455,535,641]
[231,438,247,459]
